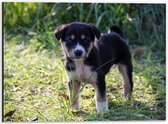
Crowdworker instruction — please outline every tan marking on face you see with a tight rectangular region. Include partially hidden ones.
[61,42,70,57]
[81,34,85,40]
[118,64,132,97]
[87,42,93,57]
[71,34,75,40]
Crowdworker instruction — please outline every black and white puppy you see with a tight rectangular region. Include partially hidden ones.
[54,22,133,112]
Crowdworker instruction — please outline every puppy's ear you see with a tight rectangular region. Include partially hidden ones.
[54,24,67,41]
[89,24,100,40]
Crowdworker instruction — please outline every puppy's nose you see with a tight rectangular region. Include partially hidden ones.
[74,50,83,57]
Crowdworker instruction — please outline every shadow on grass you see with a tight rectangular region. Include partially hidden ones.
[72,97,165,121]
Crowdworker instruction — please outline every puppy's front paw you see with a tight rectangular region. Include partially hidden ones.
[96,100,108,112]
[72,104,79,110]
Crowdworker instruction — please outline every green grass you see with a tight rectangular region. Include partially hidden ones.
[3,36,166,121]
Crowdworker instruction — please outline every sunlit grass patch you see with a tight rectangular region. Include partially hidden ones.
[4,38,165,121]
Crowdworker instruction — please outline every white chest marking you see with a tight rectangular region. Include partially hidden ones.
[66,61,97,83]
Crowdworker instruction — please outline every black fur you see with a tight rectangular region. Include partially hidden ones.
[109,25,124,38]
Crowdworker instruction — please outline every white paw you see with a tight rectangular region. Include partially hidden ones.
[96,100,108,112]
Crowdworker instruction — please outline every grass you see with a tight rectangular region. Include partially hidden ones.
[3,35,166,121]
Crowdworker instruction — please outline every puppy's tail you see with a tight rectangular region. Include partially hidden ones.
[109,25,124,38]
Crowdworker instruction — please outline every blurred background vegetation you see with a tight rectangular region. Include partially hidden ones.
[4,3,165,60]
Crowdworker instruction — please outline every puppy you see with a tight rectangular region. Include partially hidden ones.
[54,22,133,112]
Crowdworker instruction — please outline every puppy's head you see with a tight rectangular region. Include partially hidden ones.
[54,22,100,60]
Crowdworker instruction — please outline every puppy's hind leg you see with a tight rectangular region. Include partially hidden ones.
[118,62,133,98]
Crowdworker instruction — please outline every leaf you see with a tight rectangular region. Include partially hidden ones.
[133,113,151,119]
[32,116,38,121]
[58,93,69,100]
[134,113,145,117]
[133,47,146,56]
[81,95,93,99]
[4,109,16,118]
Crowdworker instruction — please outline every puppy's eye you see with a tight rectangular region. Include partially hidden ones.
[71,34,75,40]
[81,34,85,40]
